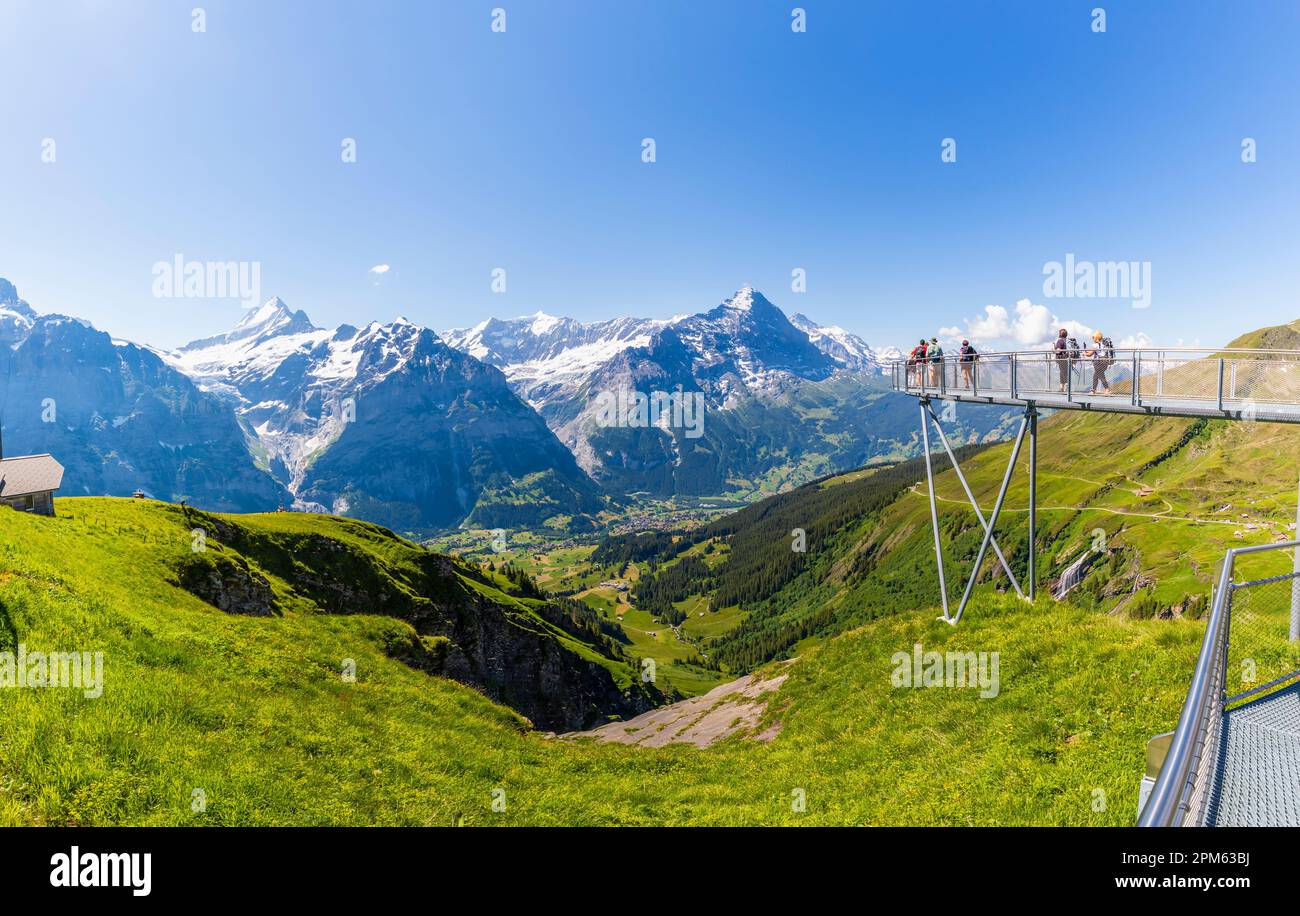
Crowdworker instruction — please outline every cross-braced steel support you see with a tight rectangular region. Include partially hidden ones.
[919,401,950,620]
[1028,406,1038,601]
[918,399,1037,625]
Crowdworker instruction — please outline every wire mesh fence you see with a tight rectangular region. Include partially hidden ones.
[1224,569,1300,708]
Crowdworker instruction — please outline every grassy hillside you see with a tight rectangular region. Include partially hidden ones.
[0,491,1203,824]
[1224,317,1300,351]
[615,402,1300,675]
[0,498,676,821]
[0,414,1286,826]
[854,410,1300,617]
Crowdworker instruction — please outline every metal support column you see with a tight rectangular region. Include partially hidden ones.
[951,410,1030,625]
[919,399,950,621]
[1028,405,1038,602]
[923,402,1025,599]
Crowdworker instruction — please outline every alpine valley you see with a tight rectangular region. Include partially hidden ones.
[1,279,1013,534]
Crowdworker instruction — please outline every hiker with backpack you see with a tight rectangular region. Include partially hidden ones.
[1052,328,1070,392]
[1085,330,1115,395]
[958,339,978,388]
[907,338,928,387]
[927,336,944,389]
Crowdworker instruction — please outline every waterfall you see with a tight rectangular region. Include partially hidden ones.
[1053,550,1097,601]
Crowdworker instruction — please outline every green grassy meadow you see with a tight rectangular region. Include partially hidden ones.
[0,494,1212,825]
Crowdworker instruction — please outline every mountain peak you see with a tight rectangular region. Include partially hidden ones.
[702,288,786,327]
[236,296,300,328]
[0,278,38,344]
[724,286,760,309]
[181,296,317,352]
[717,286,785,317]
[0,278,38,329]
[529,311,564,335]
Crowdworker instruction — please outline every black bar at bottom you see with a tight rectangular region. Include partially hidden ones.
[0,826,1279,902]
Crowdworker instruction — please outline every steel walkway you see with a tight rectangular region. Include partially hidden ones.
[890,347,1300,425]
[1139,541,1300,826]
[1206,681,1300,826]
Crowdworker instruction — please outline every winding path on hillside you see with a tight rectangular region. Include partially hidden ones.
[906,484,1247,528]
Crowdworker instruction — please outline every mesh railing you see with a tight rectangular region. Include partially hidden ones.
[891,348,1300,412]
[1140,540,1300,827]
[1224,568,1300,708]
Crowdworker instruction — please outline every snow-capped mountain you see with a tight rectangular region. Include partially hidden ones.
[654,287,838,399]
[443,289,898,417]
[3,274,1007,519]
[0,279,37,344]
[788,312,901,373]
[549,288,860,491]
[444,287,1002,497]
[442,313,677,416]
[166,298,601,530]
[167,300,424,491]
[0,279,289,510]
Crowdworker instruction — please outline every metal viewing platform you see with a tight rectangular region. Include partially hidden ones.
[891,347,1300,824]
[888,347,1300,626]
[889,347,1300,424]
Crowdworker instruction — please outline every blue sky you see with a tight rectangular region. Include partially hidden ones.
[1,0,1297,351]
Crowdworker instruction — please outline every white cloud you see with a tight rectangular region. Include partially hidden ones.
[1118,332,1154,349]
[368,264,390,275]
[939,297,1144,352]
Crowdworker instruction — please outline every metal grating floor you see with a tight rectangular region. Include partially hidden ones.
[1205,681,1300,826]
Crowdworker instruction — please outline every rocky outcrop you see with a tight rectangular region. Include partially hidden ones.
[175,551,276,616]
[433,589,661,731]
[170,508,661,731]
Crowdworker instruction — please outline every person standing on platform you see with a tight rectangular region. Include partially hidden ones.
[959,339,978,389]
[1053,328,1070,392]
[1085,330,1114,395]
[927,336,944,389]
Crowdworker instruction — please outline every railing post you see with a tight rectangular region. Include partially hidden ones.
[1132,351,1140,406]
[1010,353,1018,400]
[1028,405,1038,602]
[1292,469,1300,642]
[1217,358,1226,411]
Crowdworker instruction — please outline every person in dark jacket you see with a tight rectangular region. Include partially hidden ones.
[1053,328,1070,392]
[907,339,928,387]
[958,339,978,388]
[927,336,944,388]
